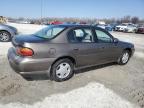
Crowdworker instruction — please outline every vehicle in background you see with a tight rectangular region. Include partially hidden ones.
[115,23,136,32]
[80,21,87,24]
[109,23,119,31]
[50,21,63,25]
[96,24,106,29]
[115,23,128,31]
[96,24,115,32]
[105,24,113,31]
[8,25,135,82]
[63,22,72,25]
[136,25,144,34]
[64,22,79,25]
[16,20,31,24]
[0,24,17,42]
[124,25,137,33]
[95,23,118,32]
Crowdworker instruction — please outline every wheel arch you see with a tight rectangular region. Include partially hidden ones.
[52,56,76,67]
[124,48,132,57]
[0,30,11,36]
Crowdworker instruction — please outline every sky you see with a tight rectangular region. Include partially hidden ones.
[0,0,144,19]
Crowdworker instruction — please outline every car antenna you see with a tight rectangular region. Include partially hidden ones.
[41,0,43,25]
[40,0,44,35]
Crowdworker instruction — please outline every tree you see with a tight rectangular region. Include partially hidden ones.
[122,16,131,23]
[18,17,25,21]
[131,16,139,24]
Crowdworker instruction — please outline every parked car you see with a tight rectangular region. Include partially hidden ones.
[50,21,63,25]
[115,23,128,31]
[16,20,31,24]
[80,21,87,24]
[8,25,135,82]
[0,24,17,42]
[136,25,144,34]
[96,24,106,29]
[97,23,118,32]
[105,24,113,31]
[124,25,137,33]
[109,23,119,31]
[115,23,136,32]
[96,24,115,32]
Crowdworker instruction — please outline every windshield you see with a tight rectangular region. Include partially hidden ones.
[34,25,66,39]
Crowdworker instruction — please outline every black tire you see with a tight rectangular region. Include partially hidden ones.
[118,50,130,65]
[51,59,74,82]
[0,31,11,42]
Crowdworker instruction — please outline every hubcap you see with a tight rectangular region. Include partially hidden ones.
[122,52,129,63]
[0,32,9,41]
[56,62,71,79]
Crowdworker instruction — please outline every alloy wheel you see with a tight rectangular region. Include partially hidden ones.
[122,52,129,64]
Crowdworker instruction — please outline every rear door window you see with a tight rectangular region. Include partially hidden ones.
[68,28,94,43]
[35,26,65,39]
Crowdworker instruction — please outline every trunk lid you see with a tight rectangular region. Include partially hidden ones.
[12,34,47,46]
[11,34,48,57]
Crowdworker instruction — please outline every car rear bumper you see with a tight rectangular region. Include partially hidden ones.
[7,48,56,74]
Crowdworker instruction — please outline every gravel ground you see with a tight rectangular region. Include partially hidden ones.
[0,23,144,108]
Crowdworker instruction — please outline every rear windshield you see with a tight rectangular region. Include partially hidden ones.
[34,25,66,39]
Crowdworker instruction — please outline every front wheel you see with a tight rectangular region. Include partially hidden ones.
[51,59,74,82]
[118,50,130,65]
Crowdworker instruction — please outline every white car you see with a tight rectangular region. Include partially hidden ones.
[115,24,128,31]
[96,24,106,29]
[124,25,137,33]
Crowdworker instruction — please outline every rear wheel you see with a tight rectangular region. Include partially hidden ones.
[118,50,130,65]
[51,59,74,82]
[0,31,11,42]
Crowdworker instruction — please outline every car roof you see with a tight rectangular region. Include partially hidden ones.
[55,24,93,28]
[48,24,106,32]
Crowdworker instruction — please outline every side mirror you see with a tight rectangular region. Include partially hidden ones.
[113,38,119,43]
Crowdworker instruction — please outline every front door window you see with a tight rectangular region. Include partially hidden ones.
[95,29,113,43]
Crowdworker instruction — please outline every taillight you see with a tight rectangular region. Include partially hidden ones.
[17,47,34,56]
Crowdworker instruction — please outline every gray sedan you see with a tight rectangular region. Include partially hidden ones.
[0,24,17,42]
[8,25,135,82]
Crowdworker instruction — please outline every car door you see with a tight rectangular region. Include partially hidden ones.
[94,28,121,64]
[68,27,103,67]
